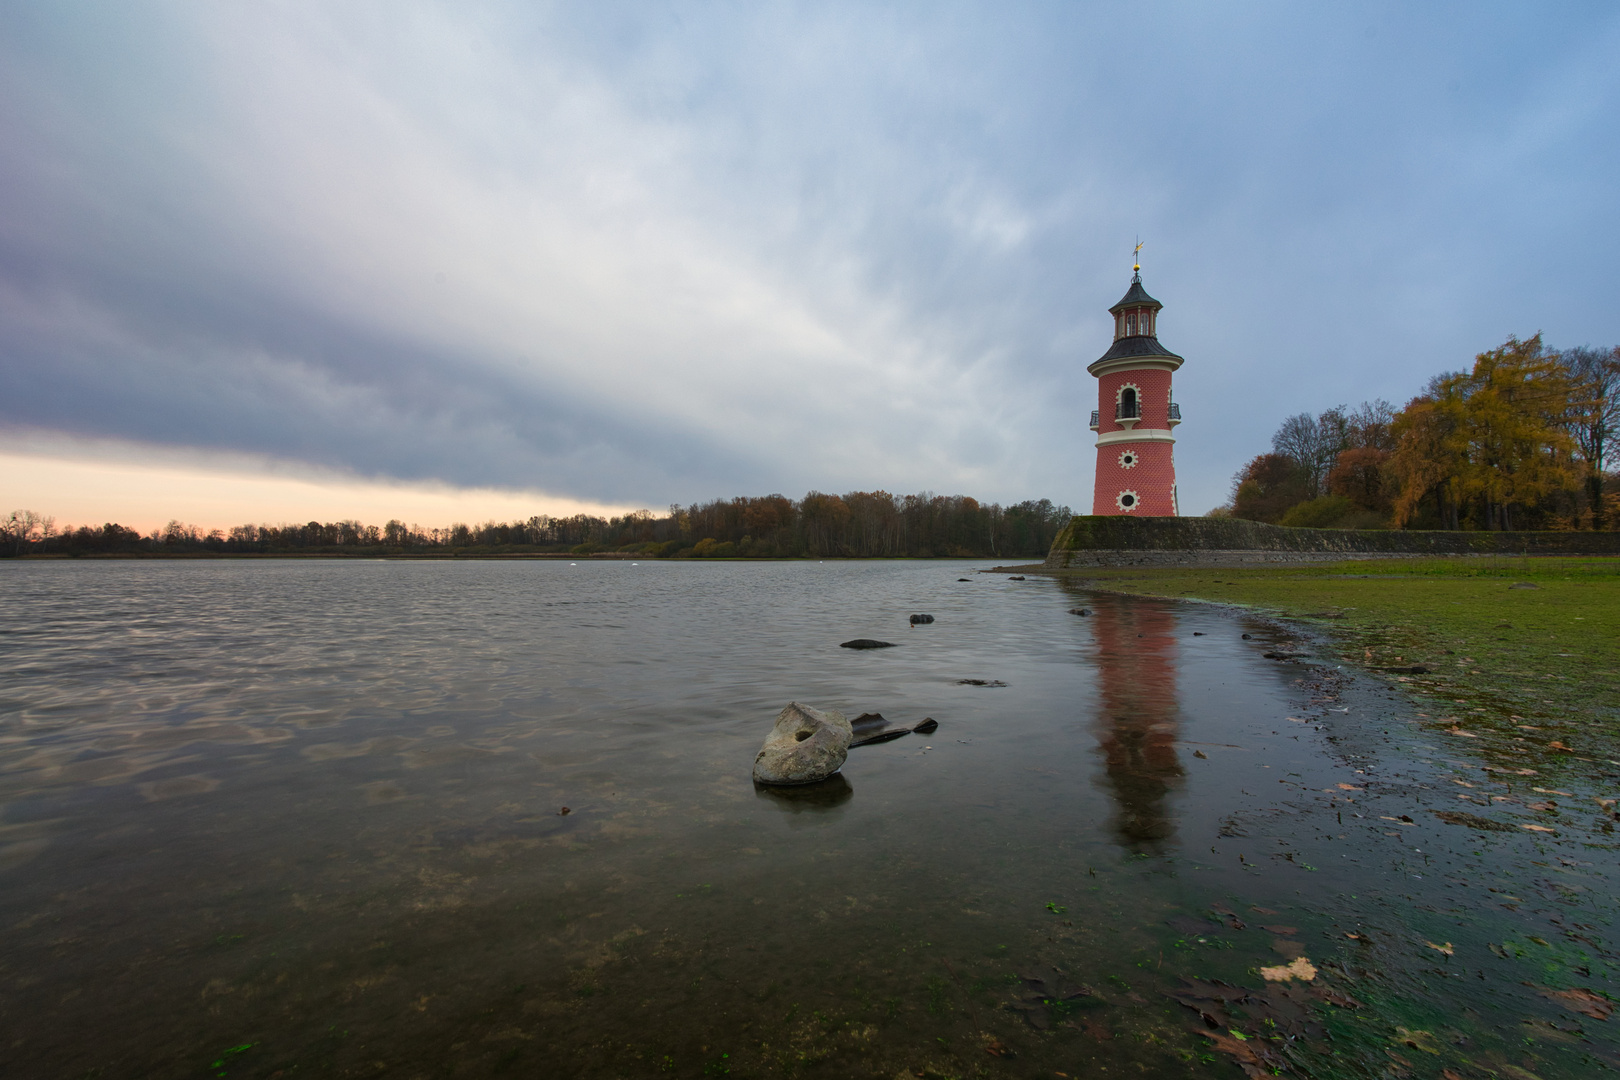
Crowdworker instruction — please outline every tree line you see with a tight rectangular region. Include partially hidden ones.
[1217,335,1619,531]
[4,492,1073,559]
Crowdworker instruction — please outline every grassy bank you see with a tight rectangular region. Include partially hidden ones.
[1039,555,1620,774]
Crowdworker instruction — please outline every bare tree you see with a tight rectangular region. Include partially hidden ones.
[1562,345,1620,528]
[4,510,45,555]
[1271,408,1349,499]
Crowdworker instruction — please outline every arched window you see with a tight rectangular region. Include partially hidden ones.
[1119,386,1138,419]
[1125,314,1136,335]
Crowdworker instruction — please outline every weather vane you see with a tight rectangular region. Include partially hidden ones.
[1133,238,1143,274]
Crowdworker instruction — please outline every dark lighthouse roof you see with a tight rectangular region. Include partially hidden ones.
[1091,272,1183,369]
[1108,277,1163,314]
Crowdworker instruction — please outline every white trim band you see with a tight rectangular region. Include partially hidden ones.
[1095,428,1176,447]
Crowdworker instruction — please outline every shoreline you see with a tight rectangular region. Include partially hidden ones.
[1000,555,1620,770]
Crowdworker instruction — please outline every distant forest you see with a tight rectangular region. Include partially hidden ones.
[3,492,1074,560]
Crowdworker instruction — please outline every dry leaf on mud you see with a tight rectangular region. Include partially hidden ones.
[1539,986,1614,1020]
[1259,957,1316,982]
[1199,1030,1280,1080]
[1394,1027,1441,1054]
[1520,824,1557,833]
[1425,941,1455,956]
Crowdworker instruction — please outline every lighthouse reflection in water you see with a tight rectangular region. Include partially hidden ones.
[1085,595,1186,847]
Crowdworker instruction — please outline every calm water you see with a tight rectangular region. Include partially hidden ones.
[0,560,1613,1079]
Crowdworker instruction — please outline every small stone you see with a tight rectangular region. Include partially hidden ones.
[753,703,853,786]
[909,613,935,624]
[912,717,938,734]
[1193,750,1208,759]
[1069,608,1091,616]
[558,806,571,815]
[1008,575,1026,581]
[957,577,971,582]
[1242,633,1252,639]
[840,639,896,649]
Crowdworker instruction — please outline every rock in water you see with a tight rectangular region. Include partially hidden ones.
[753,702,853,785]
[909,614,935,624]
[912,717,938,734]
[1069,608,1091,616]
[840,638,896,649]
[849,711,912,746]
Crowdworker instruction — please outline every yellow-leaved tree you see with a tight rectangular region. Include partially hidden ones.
[1389,335,1583,530]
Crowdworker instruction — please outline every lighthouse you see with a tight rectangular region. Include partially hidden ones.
[1088,256,1183,516]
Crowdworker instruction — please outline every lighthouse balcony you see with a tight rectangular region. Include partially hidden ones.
[1089,410,1099,431]
[1168,402,1182,427]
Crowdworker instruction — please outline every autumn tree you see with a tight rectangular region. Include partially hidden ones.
[1388,335,1582,529]
[1231,454,1310,523]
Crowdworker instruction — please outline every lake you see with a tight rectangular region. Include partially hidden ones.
[0,559,1613,1078]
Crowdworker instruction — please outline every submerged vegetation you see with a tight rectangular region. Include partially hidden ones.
[3,491,1072,560]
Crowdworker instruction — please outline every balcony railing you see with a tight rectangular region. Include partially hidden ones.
[1114,403,1141,421]
[1168,403,1182,422]
[1089,410,1099,430]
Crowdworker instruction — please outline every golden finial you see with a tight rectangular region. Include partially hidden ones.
[1133,238,1143,274]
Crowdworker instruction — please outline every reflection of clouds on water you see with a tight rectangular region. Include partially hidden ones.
[1085,597,1184,848]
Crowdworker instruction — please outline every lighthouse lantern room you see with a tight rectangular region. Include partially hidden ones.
[1088,252,1183,516]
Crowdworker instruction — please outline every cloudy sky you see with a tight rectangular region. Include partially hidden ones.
[3,2,1617,529]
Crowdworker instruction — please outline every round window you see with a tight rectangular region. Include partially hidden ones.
[1120,494,1135,506]
[1115,489,1140,512]
[1117,450,1138,469]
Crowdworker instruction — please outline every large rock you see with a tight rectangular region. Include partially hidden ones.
[752,703,853,786]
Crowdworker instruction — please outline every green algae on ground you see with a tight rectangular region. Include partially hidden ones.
[1042,556,1620,765]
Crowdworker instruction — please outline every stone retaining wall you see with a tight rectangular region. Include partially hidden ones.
[1044,516,1620,568]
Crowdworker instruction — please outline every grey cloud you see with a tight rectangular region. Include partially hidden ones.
[2,2,1617,514]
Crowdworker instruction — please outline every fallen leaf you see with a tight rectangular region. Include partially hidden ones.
[1336,783,1362,791]
[1547,741,1572,751]
[1520,824,1557,833]
[1260,925,1298,935]
[983,1039,1011,1057]
[1532,787,1573,797]
[1258,956,1316,982]
[1249,906,1278,915]
[1526,801,1556,812]
[1433,810,1516,831]
[1424,941,1454,956]
[1199,1030,1274,1079]
[1395,1026,1441,1054]
[1540,986,1613,1020]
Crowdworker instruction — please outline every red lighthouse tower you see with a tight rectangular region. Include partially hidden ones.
[1089,256,1183,516]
